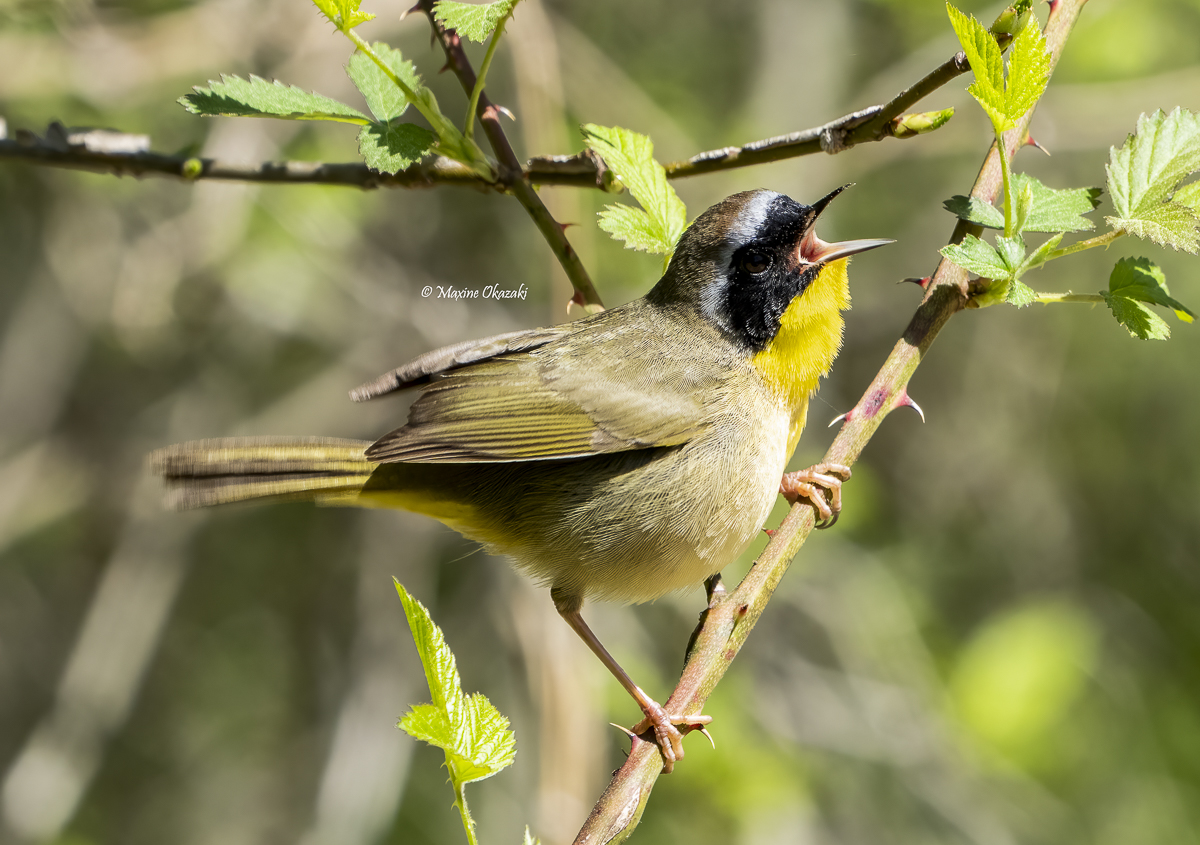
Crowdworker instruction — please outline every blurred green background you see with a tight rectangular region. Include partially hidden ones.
[2,1,1199,843]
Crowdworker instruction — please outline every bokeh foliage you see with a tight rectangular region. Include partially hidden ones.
[2,1,1199,844]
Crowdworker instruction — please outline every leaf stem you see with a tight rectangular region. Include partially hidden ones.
[999,128,1016,237]
[1047,229,1123,261]
[463,10,515,144]
[1034,292,1105,305]
[452,777,479,845]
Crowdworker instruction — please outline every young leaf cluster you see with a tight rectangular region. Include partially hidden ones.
[394,580,516,845]
[179,1,509,177]
[581,124,688,266]
[941,4,1199,340]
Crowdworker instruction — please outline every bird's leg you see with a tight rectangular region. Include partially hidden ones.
[552,590,711,773]
[780,462,852,528]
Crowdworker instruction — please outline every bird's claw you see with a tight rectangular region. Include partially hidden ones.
[629,699,713,773]
[780,463,852,529]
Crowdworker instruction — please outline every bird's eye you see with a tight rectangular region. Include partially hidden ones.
[740,251,770,274]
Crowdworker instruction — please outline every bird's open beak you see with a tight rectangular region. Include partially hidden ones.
[798,184,895,265]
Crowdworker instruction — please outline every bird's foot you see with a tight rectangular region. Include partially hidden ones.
[780,463,852,528]
[628,698,712,773]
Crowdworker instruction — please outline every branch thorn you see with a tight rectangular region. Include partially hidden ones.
[495,105,516,122]
[890,388,925,422]
[828,410,852,428]
[609,722,639,740]
[697,727,716,750]
[399,3,421,21]
[1024,134,1051,156]
[900,276,931,289]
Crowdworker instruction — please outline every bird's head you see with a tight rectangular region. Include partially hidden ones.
[649,187,892,352]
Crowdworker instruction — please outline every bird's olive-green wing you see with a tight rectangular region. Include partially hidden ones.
[363,309,729,464]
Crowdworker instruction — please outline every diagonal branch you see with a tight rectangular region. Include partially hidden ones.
[415,0,605,311]
[572,3,1089,842]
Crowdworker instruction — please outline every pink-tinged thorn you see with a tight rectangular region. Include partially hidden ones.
[567,290,586,315]
[891,389,926,423]
[558,221,578,233]
[1025,134,1051,156]
[762,527,776,538]
[828,411,850,428]
[900,276,931,289]
[399,3,421,21]
[495,105,516,121]
[1047,0,1060,13]
[698,727,716,749]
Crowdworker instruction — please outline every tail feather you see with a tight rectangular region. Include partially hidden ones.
[150,437,376,509]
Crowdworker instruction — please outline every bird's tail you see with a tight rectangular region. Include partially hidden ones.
[150,437,376,509]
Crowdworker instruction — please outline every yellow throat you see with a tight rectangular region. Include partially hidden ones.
[751,258,852,452]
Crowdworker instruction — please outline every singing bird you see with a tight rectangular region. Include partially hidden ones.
[153,186,891,770]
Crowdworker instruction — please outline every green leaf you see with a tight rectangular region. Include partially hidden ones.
[1104,293,1171,340]
[522,827,541,845]
[433,0,517,43]
[581,124,687,257]
[312,0,375,30]
[1108,256,1195,323]
[179,75,369,124]
[1007,279,1037,307]
[947,4,1006,133]
[946,174,1100,233]
[347,44,422,122]
[596,204,668,254]
[358,122,435,173]
[1106,108,1200,253]
[394,580,516,787]
[944,195,1006,230]
[1004,17,1051,126]
[941,234,1012,279]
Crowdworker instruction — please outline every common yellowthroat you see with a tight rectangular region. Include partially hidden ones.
[152,187,890,771]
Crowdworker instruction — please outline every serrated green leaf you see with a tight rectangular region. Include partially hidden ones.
[947,4,1006,133]
[312,0,375,30]
[946,175,1099,233]
[941,234,1012,279]
[395,580,464,721]
[1007,279,1037,307]
[179,74,368,124]
[347,44,422,122]
[393,580,515,789]
[1106,108,1200,253]
[1103,293,1171,340]
[596,204,665,253]
[1109,257,1195,323]
[1004,17,1051,126]
[581,124,687,257]
[358,122,435,173]
[944,195,1006,229]
[445,693,517,785]
[433,0,517,43]
[1175,180,1200,213]
[399,702,453,748]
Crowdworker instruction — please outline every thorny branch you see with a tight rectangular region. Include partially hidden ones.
[0,40,974,191]
[572,2,1088,842]
[415,0,604,310]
